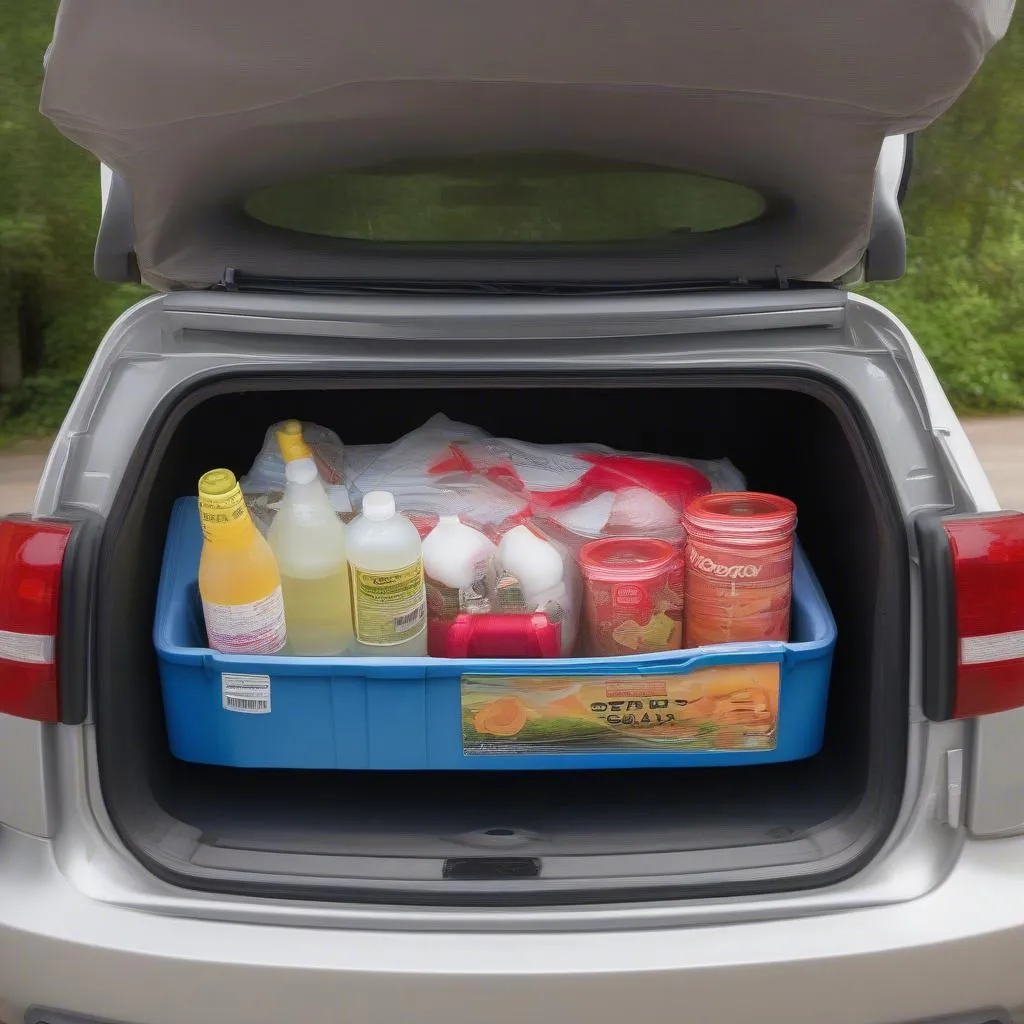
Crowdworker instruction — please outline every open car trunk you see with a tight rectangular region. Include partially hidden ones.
[41,0,1011,288]
[96,374,908,905]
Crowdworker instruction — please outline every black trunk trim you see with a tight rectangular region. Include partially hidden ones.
[57,509,104,725]
[443,858,542,881]
[916,512,959,721]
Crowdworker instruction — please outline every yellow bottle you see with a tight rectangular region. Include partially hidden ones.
[268,421,355,656]
[198,468,287,654]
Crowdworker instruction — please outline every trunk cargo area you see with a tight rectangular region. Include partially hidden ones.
[96,376,908,904]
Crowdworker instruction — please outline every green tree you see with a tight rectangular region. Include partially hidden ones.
[865,14,1024,411]
[0,0,145,437]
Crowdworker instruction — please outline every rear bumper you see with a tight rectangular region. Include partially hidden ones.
[2,829,1024,1024]
[19,1010,1015,1024]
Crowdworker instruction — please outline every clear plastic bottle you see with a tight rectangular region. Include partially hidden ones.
[347,491,427,656]
[197,468,287,655]
[268,423,354,656]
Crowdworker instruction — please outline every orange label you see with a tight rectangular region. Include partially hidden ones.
[461,664,780,755]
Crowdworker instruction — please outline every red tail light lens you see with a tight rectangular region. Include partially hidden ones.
[0,519,72,722]
[946,512,1024,718]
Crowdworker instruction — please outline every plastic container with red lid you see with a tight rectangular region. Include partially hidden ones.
[579,537,685,657]
[683,492,798,647]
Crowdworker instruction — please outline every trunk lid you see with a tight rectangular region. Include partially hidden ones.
[42,0,1011,289]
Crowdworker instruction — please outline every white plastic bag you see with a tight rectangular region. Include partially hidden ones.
[348,414,487,501]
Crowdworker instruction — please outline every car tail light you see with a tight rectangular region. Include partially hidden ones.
[919,511,1024,720]
[0,518,72,722]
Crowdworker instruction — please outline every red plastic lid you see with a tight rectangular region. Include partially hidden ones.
[579,537,678,581]
[683,492,797,542]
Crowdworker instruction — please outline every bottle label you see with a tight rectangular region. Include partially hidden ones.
[198,486,249,540]
[202,588,287,654]
[351,560,427,646]
[461,665,780,755]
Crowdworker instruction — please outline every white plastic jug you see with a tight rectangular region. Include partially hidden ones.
[422,516,497,652]
[496,525,579,654]
[347,491,428,656]
[423,516,496,590]
[498,525,564,597]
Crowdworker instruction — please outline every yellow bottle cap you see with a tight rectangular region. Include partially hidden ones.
[198,468,239,499]
[198,469,250,539]
[276,420,312,463]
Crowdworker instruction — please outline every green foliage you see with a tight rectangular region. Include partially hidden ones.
[0,0,146,441]
[863,14,1024,412]
[0,2,1020,441]
[0,369,85,437]
[866,275,1024,413]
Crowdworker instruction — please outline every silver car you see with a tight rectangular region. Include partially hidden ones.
[1,2,1021,1022]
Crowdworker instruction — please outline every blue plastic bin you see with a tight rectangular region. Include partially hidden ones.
[155,497,836,771]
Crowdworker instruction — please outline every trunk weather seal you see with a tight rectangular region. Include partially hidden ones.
[57,509,105,725]
[915,513,959,721]
[95,366,909,908]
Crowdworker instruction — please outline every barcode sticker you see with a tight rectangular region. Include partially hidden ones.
[394,606,425,631]
[222,673,272,714]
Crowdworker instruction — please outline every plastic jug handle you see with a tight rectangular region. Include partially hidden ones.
[443,614,561,660]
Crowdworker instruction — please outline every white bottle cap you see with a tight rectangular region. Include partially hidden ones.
[285,457,318,486]
[362,491,397,522]
[439,515,461,526]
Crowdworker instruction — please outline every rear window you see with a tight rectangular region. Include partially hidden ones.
[244,152,766,245]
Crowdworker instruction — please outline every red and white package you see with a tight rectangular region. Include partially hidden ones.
[431,438,594,501]
[429,436,744,547]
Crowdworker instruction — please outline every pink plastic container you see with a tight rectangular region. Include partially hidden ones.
[579,537,685,657]
[683,492,798,647]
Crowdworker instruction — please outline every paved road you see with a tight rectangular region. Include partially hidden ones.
[963,417,1024,510]
[0,439,52,516]
[0,420,1020,514]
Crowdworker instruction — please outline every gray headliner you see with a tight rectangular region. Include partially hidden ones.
[41,0,1012,289]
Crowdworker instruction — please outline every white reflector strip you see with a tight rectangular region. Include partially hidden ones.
[961,629,1024,666]
[0,630,54,665]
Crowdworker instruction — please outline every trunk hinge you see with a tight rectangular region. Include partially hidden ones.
[215,267,239,292]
